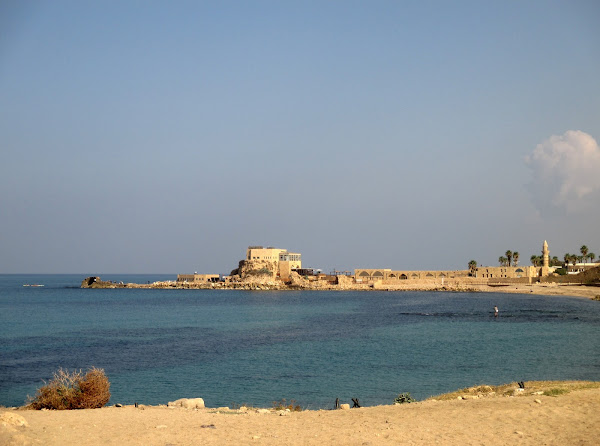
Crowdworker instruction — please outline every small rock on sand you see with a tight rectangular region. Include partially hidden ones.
[0,412,29,428]
[167,398,205,409]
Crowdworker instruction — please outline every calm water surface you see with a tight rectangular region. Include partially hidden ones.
[1,274,599,408]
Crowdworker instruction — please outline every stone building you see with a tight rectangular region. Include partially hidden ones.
[472,266,537,279]
[474,240,552,280]
[176,274,220,284]
[245,246,302,279]
[246,246,285,262]
[354,268,470,282]
[355,241,554,285]
[567,263,599,274]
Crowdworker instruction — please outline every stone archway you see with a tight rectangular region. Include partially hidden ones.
[372,271,384,280]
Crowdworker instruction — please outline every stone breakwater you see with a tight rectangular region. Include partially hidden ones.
[80,275,366,291]
[80,274,489,292]
[79,275,600,299]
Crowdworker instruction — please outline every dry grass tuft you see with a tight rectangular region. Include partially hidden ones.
[272,399,302,412]
[27,367,111,410]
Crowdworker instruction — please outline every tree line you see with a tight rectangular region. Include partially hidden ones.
[560,245,596,267]
[498,250,519,267]
[525,245,594,267]
[468,245,596,271]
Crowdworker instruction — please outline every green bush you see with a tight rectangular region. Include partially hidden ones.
[246,267,273,277]
[27,367,111,410]
[543,388,569,397]
[394,393,416,404]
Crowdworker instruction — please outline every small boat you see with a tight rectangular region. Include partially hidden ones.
[23,284,44,287]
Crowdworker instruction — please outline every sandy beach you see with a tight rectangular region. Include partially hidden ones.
[470,283,600,300]
[366,282,600,300]
[2,381,599,446]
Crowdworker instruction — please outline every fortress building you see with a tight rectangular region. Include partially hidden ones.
[245,246,302,279]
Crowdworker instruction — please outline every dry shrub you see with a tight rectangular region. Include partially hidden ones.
[272,399,302,412]
[27,367,111,410]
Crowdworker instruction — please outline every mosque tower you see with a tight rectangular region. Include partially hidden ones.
[541,240,550,276]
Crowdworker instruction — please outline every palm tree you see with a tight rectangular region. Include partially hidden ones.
[499,256,507,266]
[468,260,477,275]
[590,252,596,263]
[570,255,578,266]
[513,252,519,266]
[577,255,584,264]
[531,255,541,267]
[564,253,571,266]
[551,256,560,266]
[505,250,513,267]
[580,245,589,263]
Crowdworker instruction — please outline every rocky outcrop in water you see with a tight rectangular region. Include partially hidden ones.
[80,276,119,288]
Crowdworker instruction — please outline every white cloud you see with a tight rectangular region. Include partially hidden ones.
[525,130,600,214]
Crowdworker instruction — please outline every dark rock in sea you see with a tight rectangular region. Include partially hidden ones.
[81,276,117,288]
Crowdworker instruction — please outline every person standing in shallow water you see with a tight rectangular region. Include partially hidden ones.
[494,306,499,317]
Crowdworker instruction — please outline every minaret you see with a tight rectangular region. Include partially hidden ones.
[541,240,550,276]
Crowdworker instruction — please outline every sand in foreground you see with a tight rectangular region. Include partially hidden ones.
[2,385,599,446]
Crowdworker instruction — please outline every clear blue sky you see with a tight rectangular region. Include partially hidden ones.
[1,0,599,274]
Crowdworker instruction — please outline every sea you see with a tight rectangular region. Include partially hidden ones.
[1,274,599,409]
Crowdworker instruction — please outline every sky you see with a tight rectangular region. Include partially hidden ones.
[1,0,599,274]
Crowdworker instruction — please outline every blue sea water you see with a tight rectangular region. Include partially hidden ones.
[1,274,599,409]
